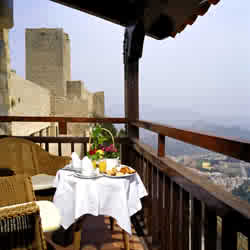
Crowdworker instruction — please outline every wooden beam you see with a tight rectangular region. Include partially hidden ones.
[0,135,130,144]
[125,61,139,138]
[123,22,144,139]
[0,116,127,123]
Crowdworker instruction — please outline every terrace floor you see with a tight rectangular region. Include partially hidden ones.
[45,215,147,250]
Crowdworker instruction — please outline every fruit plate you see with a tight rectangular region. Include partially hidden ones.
[103,165,137,178]
[73,172,103,179]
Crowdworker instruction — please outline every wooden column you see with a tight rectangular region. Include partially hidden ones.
[123,21,145,139]
[124,61,139,138]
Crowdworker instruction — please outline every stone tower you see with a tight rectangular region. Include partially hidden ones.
[25,28,71,97]
[0,29,11,134]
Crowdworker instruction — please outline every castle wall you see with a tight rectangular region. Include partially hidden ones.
[8,72,51,135]
[54,96,89,136]
[0,27,105,158]
[67,80,83,99]
[93,91,105,117]
[86,92,94,115]
[0,29,11,134]
[26,28,67,97]
[63,33,71,82]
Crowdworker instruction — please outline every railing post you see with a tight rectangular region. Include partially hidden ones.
[158,134,165,157]
[59,121,67,135]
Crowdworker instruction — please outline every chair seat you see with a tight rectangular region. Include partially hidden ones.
[0,201,61,233]
[32,174,55,191]
[36,200,61,233]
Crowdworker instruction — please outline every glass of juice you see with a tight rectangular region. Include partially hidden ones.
[92,160,96,169]
[99,159,106,174]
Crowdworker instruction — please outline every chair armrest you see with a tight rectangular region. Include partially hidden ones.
[0,168,15,176]
[43,155,71,176]
[0,201,39,218]
[0,202,47,250]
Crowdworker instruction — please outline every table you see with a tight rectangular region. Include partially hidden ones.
[53,169,148,249]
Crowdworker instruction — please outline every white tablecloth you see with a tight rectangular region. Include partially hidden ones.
[53,169,148,234]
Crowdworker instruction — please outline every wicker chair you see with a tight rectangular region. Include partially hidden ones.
[0,137,71,176]
[0,202,47,250]
[0,137,71,201]
[0,174,36,207]
[0,175,47,250]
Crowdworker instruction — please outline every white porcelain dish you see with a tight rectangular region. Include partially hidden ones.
[73,172,102,179]
[62,164,81,173]
[103,166,136,178]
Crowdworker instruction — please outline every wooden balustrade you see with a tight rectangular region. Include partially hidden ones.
[1,117,250,250]
[131,120,250,163]
[123,138,250,250]
[0,135,130,156]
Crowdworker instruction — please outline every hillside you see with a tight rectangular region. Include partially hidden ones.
[140,120,250,157]
[107,104,250,156]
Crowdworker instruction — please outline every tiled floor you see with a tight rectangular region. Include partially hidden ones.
[45,215,146,250]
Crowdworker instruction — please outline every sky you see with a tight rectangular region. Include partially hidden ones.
[8,0,250,126]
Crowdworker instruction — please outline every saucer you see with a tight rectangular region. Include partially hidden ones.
[73,172,102,179]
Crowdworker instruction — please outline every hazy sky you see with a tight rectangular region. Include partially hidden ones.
[9,0,250,122]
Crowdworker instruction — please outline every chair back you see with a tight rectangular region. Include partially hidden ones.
[0,174,36,207]
[0,137,38,176]
[0,137,71,176]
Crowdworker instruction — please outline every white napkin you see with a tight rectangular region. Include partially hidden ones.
[81,156,94,175]
[71,152,81,169]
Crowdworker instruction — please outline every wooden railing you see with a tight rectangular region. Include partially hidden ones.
[124,120,250,250]
[0,135,129,157]
[131,120,250,163]
[1,116,250,250]
[0,116,127,135]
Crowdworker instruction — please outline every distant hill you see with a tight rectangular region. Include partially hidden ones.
[106,103,250,156]
[140,118,250,157]
[140,131,208,156]
[191,120,250,141]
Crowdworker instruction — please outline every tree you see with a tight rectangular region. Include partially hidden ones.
[118,128,127,138]
[232,180,250,203]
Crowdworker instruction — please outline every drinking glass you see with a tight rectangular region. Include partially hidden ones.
[99,159,106,173]
[92,160,96,169]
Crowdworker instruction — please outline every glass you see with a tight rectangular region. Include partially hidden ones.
[92,160,96,169]
[99,159,106,173]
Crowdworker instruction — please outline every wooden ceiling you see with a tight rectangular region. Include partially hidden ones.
[50,0,220,40]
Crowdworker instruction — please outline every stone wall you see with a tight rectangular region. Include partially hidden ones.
[54,96,89,136]
[67,80,83,99]
[0,27,105,154]
[93,91,105,117]
[0,29,11,134]
[26,28,67,97]
[9,71,51,135]
[63,33,71,83]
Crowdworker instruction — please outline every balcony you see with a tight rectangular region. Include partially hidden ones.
[1,0,249,249]
[0,116,250,250]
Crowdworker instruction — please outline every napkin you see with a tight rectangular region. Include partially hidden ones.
[81,156,94,175]
[71,152,81,169]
